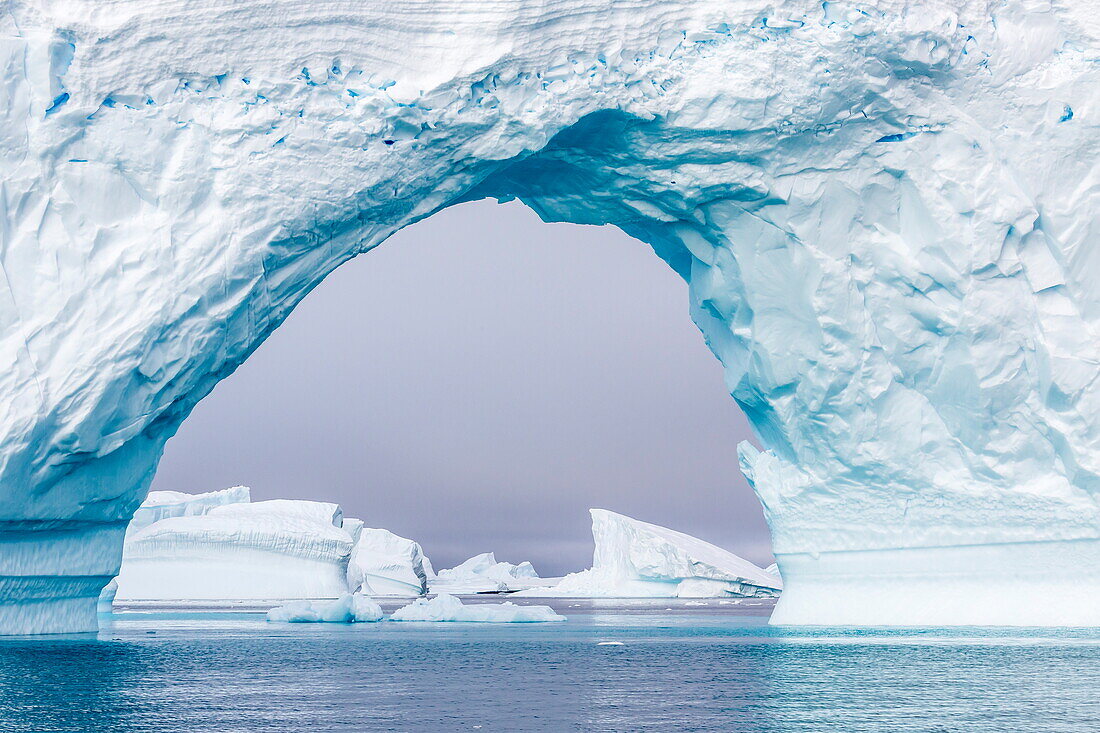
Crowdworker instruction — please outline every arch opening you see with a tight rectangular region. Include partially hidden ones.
[151,198,773,576]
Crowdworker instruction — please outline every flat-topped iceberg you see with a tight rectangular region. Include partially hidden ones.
[391,594,564,623]
[267,593,383,623]
[524,509,780,598]
[115,494,354,601]
[347,528,433,597]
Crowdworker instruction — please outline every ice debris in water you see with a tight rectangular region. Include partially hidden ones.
[390,594,564,623]
[266,593,383,623]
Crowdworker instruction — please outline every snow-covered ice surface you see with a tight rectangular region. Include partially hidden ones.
[1,0,1099,631]
[266,593,383,623]
[390,594,564,623]
[115,497,354,601]
[346,528,432,596]
[128,487,251,535]
[523,509,781,598]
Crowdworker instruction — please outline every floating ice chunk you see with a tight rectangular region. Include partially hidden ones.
[349,593,384,622]
[390,594,564,623]
[129,486,251,534]
[522,509,780,598]
[266,600,320,623]
[347,528,432,596]
[265,593,383,623]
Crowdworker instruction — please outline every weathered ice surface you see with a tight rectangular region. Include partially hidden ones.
[1,1,1098,630]
[128,486,251,535]
[346,528,433,597]
[115,497,353,600]
[522,509,780,598]
[430,552,552,594]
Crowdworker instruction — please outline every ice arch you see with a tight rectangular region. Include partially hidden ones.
[1,1,1099,633]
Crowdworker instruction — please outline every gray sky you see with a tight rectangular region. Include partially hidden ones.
[152,199,772,576]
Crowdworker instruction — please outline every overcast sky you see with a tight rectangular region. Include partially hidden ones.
[152,199,771,576]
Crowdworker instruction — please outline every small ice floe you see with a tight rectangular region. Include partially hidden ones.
[390,594,565,623]
[597,641,625,646]
[266,593,383,623]
[685,601,708,606]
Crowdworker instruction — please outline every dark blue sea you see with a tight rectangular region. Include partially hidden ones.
[0,598,1095,732]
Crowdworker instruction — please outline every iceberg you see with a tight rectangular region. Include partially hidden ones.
[115,497,354,601]
[524,509,781,598]
[430,553,550,594]
[390,594,564,623]
[267,593,383,623]
[347,528,433,597]
[2,0,1099,630]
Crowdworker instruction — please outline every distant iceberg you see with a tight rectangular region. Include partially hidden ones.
[391,594,564,623]
[115,493,354,601]
[267,593,383,623]
[430,552,552,594]
[522,509,781,598]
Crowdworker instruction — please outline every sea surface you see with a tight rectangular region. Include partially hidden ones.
[0,597,1096,732]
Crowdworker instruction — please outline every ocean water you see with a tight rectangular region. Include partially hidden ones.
[0,598,1096,732]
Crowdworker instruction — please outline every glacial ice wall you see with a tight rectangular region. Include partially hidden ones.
[116,499,354,600]
[1,0,1099,631]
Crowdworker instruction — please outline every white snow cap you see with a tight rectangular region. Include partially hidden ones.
[129,486,251,534]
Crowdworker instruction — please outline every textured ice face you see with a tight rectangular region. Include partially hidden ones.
[346,528,432,597]
[522,508,780,598]
[116,497,354,600]
[431,553,544,594]
[128,486,251,534]
[1,1,1098,630]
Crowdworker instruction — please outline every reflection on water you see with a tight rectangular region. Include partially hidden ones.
[0,600,1096,732]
